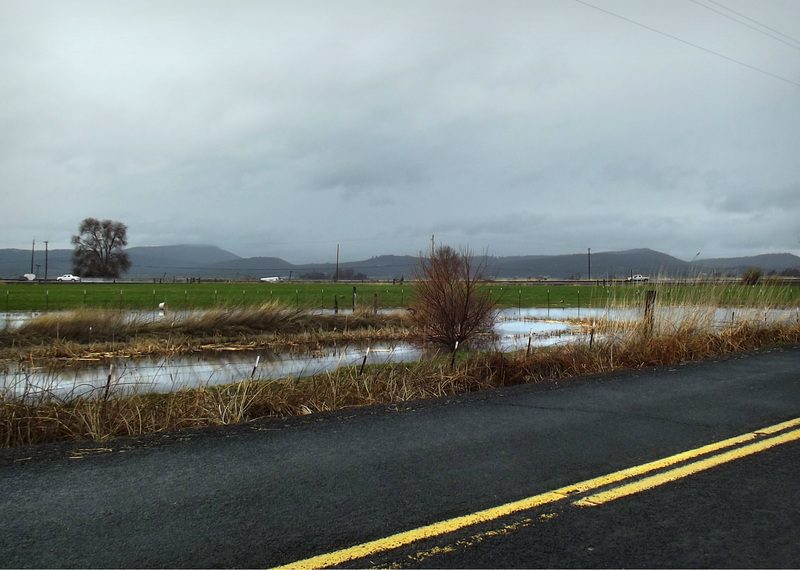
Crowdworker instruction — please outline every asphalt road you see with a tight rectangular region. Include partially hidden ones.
[1,345,799,568]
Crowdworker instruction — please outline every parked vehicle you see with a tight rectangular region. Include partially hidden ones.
[627,274,649,282]
[57,274,81,282]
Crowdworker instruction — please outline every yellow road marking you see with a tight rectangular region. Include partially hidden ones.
[574,427,800,506]
[274,417,800,569]
[273,490,567,570]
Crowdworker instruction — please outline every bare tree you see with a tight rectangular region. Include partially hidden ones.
[409,245,497,354]
[71,218,132,278]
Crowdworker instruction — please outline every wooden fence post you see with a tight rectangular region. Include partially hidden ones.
[644,290,657,334]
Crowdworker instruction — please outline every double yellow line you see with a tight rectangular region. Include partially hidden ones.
[276,417,800,569]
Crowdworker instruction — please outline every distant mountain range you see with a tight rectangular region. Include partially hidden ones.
[1,245,799,281]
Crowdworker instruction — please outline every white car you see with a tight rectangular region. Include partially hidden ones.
[627,274,649,282]
[57,274,81,282]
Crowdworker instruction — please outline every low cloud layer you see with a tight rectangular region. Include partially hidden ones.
[2,0,799,263]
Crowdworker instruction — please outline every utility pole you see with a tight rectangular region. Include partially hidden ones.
[30,237,35,274]
[431,234,435,258]
[44,241,49,281]
[690,252,701,282]
[588,247,591,281]
[334,244,339,283]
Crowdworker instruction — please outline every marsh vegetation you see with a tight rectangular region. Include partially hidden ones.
[1,281,798,448]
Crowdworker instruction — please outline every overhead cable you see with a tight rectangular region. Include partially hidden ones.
[702,0,800,47]
[690,0,800,52]
[573,0,800,88]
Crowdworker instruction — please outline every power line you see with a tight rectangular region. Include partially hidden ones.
[689,0,800,52]
[573,0,800,88]
[702,0,800,47]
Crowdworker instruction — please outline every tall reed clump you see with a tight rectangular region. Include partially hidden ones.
[589,279,800,353]
[0,379,268,448]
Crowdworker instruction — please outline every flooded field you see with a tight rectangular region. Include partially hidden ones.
[3,306,797,401]
[2,308,584,399]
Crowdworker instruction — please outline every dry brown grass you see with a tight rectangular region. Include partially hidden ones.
[0,304,411,362]
[2,288,799,448]
[3,320,798,448]
[0,379,269,447]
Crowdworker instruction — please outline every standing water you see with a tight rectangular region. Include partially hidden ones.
[4,306,796,400]
[1,308,584,399]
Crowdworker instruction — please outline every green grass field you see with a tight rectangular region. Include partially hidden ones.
[2,281,797,312]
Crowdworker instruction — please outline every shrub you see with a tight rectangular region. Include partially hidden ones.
[409,245,497,354]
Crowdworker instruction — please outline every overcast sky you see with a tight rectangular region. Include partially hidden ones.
[2,0,799,263]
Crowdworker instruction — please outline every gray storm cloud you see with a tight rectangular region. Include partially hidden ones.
[1,0,798,263]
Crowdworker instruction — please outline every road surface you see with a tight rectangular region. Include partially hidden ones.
[1,345,799,568]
